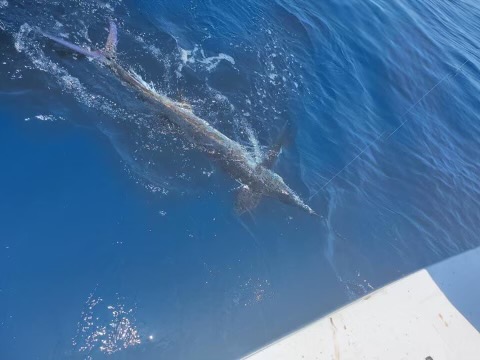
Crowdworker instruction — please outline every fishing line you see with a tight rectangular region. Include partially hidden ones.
[309,58,470,201]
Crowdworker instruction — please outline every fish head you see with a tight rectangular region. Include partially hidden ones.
[264,170,317,216]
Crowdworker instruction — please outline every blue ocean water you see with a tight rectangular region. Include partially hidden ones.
[1,0,479,358]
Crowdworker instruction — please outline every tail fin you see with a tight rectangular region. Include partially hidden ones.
[104,21,117,57]
[39,20,118,60]
[39,30,104,59]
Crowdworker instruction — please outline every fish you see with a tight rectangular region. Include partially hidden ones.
[39,21,317,216]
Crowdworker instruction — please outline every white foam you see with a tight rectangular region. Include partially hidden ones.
[134,35,164,60]
[177,45,235,72]
[199,53,235,71]
[25,114,64,122]
[179,47,193,64]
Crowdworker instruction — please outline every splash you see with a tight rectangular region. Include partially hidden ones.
[73,293,141,357]
[233,277,272,306]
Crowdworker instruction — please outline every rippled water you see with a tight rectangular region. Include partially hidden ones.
[1,0,479,358]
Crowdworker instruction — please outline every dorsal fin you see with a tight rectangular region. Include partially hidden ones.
[104,21,118,57]
[175,101,193,111]
[260,121,290,169]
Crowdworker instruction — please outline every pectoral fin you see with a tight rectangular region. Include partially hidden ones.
[235,185,262,214]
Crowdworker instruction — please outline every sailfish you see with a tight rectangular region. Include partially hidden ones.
[39,21,316,215]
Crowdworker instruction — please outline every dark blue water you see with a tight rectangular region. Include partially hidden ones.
[1,0,479,358]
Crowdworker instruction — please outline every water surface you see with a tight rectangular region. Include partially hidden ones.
[1,0,480,358]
